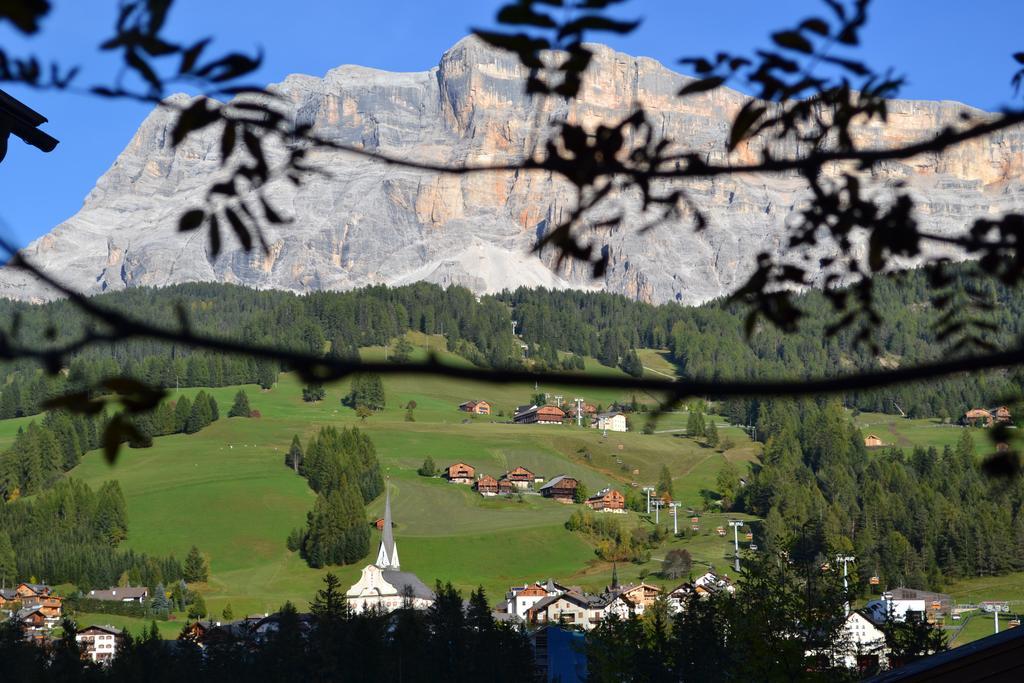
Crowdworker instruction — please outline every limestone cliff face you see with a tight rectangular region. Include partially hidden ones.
[2,36,1023,304]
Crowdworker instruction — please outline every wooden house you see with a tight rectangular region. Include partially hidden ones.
[566,402,596,419]
[497,478,516,495]
[539,475,579,503]
[0,588,17,608]
[864,434,883,448]
[504,466,539,489]
[513,405,566,425]
[15,582,50,600]
[474,474,499,496]
[586,488,625,512]
[459,400,491,415]
[994,406,1012,423]
[446,462,476,484]
[964,408,994,427]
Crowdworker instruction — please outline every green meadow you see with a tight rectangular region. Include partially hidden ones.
[16,339,1021,647]
[56,343,761,620]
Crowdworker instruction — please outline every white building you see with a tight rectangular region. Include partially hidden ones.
[346,485,434,612]
[592,411,627,432]
[835,611,888,670]
[76,625,121,664]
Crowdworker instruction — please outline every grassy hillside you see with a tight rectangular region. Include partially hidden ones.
[56,342,762,619]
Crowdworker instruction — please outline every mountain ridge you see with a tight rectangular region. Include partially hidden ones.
[2,35,1022,303]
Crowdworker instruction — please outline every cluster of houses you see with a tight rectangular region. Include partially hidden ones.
[443,462,626,511]
[459,398,628,432]
[496,570,736,630]
[963,405,1012,427]
[0,581,155,663]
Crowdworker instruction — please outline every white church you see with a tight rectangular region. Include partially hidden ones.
[346,484,435,612]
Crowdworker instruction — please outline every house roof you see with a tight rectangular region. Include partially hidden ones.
[596,411,624,419]
[0,588,17,600]
[886,586,951,603]
[865,620,1024,682]
[88,587,149,600]
[19,582,49,594]
[79,624,121,636]
[540,475,577,490]
[381,570,434,600]
[16,606,45,620]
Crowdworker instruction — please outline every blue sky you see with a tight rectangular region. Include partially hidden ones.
[2,0,1023,247]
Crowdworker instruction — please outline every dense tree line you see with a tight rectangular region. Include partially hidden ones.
[728,400,1024,591]
[0,281,523,420]
[0,411,102,499]
[288,427,384,568]
[0,478,183,589]
[1,266,1020,425]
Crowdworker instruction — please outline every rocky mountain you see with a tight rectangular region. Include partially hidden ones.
[2,36,1023,304]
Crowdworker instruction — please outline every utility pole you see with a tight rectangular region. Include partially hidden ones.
[669,501,680,535]
[554,395,563,408]
[574,398,584,427]
[837,555,856,617]
[653,499,663,525]
[642,487,654,514]
[729,520,744,573]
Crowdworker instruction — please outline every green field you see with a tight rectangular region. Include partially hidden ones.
[52,346,761,620]
[11,343,1024,648]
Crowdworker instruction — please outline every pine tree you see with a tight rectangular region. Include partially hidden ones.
[286,435,303,473]
[187,593,207,621]
[183,546,209,583]
[228,390,251,418]
[222,603,234,621]
[657,465,674,499]
[206,394,219,421]
[174,396,192,433]
[185,391,213,433]
[705,420,720,448]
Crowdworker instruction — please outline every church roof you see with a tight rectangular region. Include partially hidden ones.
[376,483,400,569]
[381,570,434,600]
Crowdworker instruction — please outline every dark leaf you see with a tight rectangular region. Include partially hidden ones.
[208,213,221,258]
[497,4,557,28]
[178,209,205,232]
[1015,52,1024,65]
[728,102,766,151]
[558,16,641,40]
[220,122,236,165]
[224,206,254,251]
[171,98,220,146]
[771,30,813,54]
[179,38,211,74]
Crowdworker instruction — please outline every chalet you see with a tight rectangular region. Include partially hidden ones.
[592,411,627,432]
[566,402,596,419]
[504,466,540,489]
[514,405,566,425]
[459,400,491,415]
[497,478,517,495]
[527,591,597,629]
[585,488,625,512]
[29,594,62,620]
[77,625,122,664]
[15,582,50,600]
[16,606,54,636]
[836,611,888,672]
[994,405,1013,422]
[539,475,579,503]
[693,571,735,598]
[964,408,994,427]
[864,434,884,448]
[0,588,17,609]
[88,587,149,604]
[614,583,662,614]
[446,462,476,484]
[504,584,552,620]
[475,474,499,496]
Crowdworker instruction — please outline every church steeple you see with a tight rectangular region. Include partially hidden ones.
[610,562,619,591]
[375,481,400,569]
